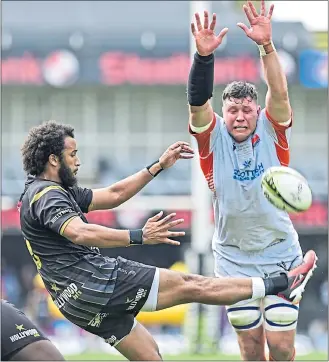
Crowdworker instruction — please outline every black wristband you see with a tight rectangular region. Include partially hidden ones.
[146,160,163,177]
[264,273,288,295]
[187,52,214,106]
[129,229,143,245]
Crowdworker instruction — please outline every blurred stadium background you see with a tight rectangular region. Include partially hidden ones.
[1,1,328,360]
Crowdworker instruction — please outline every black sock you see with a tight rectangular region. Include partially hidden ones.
[263,273,288,295]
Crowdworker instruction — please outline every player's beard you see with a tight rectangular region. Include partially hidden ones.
[58,159,77,188]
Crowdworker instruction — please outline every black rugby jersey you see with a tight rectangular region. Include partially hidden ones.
[19,176,119,327]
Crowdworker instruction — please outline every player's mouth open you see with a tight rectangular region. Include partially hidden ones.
[234,126,248,130]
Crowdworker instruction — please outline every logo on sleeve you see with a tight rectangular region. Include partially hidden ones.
[10,325,40,342]
[50,207,75,224]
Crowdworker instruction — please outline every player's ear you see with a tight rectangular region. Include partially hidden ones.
[49,154,59,167]
[257,105,261,115]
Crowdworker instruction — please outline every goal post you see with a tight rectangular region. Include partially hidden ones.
[183,1,222,354]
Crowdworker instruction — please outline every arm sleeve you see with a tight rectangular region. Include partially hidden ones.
[188,112,221,158]
[31,188,80,235]
[69,186,93,213]
[261,108,293,167]
[188,113,222,191]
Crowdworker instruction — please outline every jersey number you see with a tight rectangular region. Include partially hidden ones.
[25,239,42,270]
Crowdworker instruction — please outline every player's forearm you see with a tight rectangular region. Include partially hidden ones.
[189,100,213,128]
[261,49,289,100]
[74,223,130,248]
[107,166,161,207]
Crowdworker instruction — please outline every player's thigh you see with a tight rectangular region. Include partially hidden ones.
[109,261,199,312]
[263,295,299,332]
[264,295,298,351]
[100,256,158,317]
[225,297,266,359]
[226,298,263,331]
[115,321,162,361]
[83,257,160,349]
[9,340,65,361]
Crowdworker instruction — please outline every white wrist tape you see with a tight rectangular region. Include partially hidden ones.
[279,118,291,126]
[258,41,276,57]
[252,277,265,299]
[190,122,212,134]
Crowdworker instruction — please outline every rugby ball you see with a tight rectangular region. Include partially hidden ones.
[261,166,312,213]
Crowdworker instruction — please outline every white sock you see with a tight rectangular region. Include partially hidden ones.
[252,277,265,299]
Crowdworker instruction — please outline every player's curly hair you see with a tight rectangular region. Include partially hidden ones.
[222,81,258,102]
[21,121,75,176]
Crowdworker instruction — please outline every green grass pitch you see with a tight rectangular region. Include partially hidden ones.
[66,351,327,361]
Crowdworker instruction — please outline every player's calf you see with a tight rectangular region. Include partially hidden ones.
[236,326,267,361]
[156,268,290,310]
[267,340,296,361]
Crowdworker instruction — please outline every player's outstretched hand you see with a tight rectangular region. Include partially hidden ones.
[142,211,185,246]
[159,141,194,169]
[191,10,228,56]
[237,0,274,45]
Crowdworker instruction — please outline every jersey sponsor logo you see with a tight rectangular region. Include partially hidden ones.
[87,312,109,328]
[10,324,40,342]
[51,283,61,292]
[118,267,136,277]
[233,162,265,181]
[90,246,101,253]
[53,283,82,309]
[125,296,135,304]
[50,207,75,224]
[104,335,117,345]
[126,288,147,311]
[243,159,252,168]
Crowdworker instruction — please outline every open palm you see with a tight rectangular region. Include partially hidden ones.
[191,11,228,56]
[237,0,274,45]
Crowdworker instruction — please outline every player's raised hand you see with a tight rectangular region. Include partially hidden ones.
[159,141,194,169]
[142,211,185,246]
[191,10,229,56]
[237,0,274,45]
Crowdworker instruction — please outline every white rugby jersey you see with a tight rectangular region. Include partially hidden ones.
[189,109,298,252]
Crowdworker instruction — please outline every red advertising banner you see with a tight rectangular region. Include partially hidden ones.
[2,52,43,84]
[2,50,261,86]
[99,52,259,85]
[2,201,327,233]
